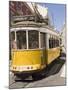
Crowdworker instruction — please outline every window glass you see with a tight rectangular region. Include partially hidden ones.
[11,31,15,41]
[60,38,62,45]
[49,35,59,48]
[49,38,52,48]
[49,35,55,48]
[55,38,59,47]
[53,37,56,48]
[11,31,17,49]
[10,31,15,60]
[52,36,55,48]
[28,30,39,49]
[51,37,54,48]
[16,31,26,49]
[40,33,46,48]
[56,39,57,47]
[57,39,59,46]
[54,39,56,47]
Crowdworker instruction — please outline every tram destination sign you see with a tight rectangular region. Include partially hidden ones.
[13,15,35,22]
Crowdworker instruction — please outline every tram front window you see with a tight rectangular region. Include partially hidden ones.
[11,31,15,41]
[11,31,17,49]
[16,31,26,49]
[28,30,39,49]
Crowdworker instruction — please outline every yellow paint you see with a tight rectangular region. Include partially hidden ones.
[47,47,60,64]
[11,49,47,72]
[11,47,60,72]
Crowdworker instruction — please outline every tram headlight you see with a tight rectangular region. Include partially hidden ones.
[12,66,34,71]
[31,66,33,69]
[27,67,29,69]
[13,67,15,69]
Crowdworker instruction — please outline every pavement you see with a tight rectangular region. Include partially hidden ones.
[60,64,65,77]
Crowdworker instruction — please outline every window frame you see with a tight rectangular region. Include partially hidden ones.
[10,31,17,49]
[11,30,47,50]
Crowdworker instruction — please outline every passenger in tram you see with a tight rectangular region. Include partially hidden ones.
[12,40,17,49]
[31,41,38,49]
[21,43,26,49]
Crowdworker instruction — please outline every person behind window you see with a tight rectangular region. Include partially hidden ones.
[31,41,38,49]
[21,43,26,49]
[11,40,17,49]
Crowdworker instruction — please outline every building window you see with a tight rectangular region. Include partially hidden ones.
[28,30,39,49]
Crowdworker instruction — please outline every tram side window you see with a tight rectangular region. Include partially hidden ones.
[55,39,59,47]
[49,37,59,48]
[28,30,39,49]
[52,38,54,48]
[60,38,62,45]
[58,39,59,46]
[49,38,52,48]
[54,39,56,47]
[55,39,57,47]
[16,31,26,49]
[40,33,46,48]
[49,38,55,48]
[53,39,55,47]
[53,38,56,48]
[56,39,59,47]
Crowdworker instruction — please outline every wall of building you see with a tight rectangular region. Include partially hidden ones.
[61,24,66,53]
[9,1,33,16]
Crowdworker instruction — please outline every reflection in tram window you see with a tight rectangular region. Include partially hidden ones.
[28,30,39,49]
[40,33,46,48]
[16,31,26,49]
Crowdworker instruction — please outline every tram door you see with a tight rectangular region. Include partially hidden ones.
[40,32,46,65]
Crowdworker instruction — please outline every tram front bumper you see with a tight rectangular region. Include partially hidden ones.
[11,65,45,74]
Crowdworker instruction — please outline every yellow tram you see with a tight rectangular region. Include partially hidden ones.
[10,17,60,79]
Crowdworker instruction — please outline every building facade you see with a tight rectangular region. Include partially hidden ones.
[9,1,33,16]
[60,24,66,53]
